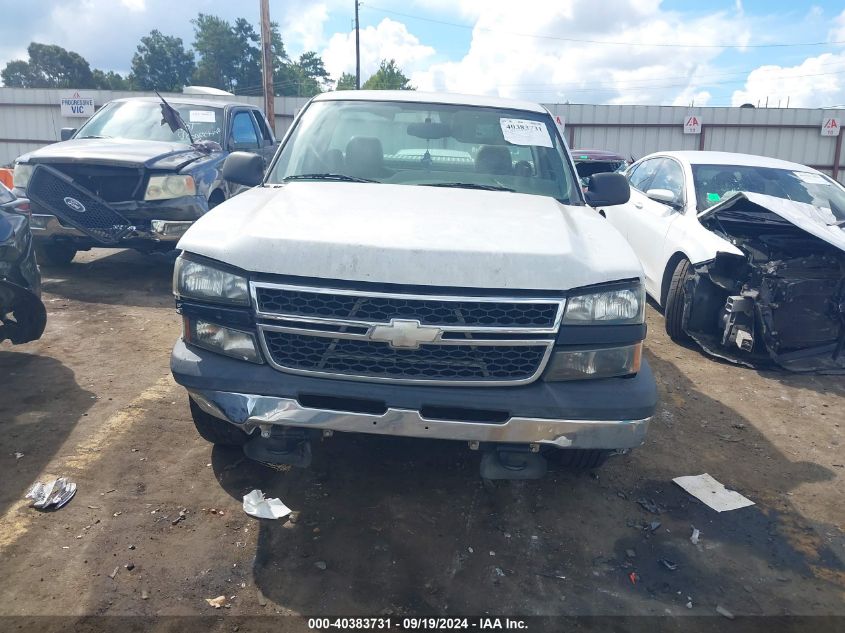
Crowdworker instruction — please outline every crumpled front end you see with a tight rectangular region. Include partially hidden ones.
[683,193,845,373]
[0,209,46,344]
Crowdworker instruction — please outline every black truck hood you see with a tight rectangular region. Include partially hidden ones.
[19,138,209,171]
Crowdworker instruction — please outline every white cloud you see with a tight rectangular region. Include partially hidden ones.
[731,52,845,108]
[322,18,436,81]
[830,9,845,44]
[408,0,749,104]
[121,0,146,12]
[283,3,330,56]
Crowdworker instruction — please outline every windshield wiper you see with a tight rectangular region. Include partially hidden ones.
[77,135,112,139]
[284,173,377,183]
[421,182,515,192]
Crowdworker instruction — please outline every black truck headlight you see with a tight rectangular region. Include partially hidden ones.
[563,283,644,325]
[185,318,262,363]
[544,343,642,381]
[174,256,249,306]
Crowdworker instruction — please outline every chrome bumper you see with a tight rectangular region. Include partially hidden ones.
[30,214,193,242]
[187,388,650,449]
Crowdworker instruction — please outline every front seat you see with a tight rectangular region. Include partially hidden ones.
[475,145,513,175]
[345,137,386,180]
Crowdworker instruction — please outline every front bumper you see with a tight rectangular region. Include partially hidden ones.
[30,214,194,243]
[172,340,656,449]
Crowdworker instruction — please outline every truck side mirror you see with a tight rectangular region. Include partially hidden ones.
[60,128,77,141]
[222,152,265,187]
[584,172,630,207]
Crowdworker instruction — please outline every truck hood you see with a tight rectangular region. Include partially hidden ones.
[177,182,642,291]
[18,138,209,171]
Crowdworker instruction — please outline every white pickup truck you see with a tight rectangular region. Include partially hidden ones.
[170,91,657,479]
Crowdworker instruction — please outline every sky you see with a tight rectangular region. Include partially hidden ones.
[1,0,845,108]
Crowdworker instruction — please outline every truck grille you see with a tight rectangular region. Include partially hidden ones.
[39,162,143,202]
[254,283,563,385]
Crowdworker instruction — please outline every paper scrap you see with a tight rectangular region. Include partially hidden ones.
[189,110,216,123]
[500,118,552,148]
[25,478,77,510]
[673,473,754,512]
[206,595,227,608]
[242,489,292,520]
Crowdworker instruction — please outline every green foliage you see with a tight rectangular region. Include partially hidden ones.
[2,42,94,88]
[130,29,195,92]
[335,72,357,91]
[92,69,129,90]
[362,59,414,90]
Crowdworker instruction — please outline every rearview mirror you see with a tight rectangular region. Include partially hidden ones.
[222,152,265,187]
[60,128,76,141]
[407,121,451,140]
[584,172,630,207]
[646,188,678,206]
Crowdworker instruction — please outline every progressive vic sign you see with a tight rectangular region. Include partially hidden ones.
[60,91,95,118]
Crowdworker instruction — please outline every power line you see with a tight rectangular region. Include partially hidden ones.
[364,5,845,49]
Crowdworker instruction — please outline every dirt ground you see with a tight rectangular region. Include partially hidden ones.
[1,248,843,630]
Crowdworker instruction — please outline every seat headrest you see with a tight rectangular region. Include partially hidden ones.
[345,137,384,176]
[476,145,512,175]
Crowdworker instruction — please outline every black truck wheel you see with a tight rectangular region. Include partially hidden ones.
[36,242,77,266]
[664,258,691,341]
[189,397,248,446]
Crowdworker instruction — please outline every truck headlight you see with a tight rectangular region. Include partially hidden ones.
[543,343,642,381]
[145,175,196,200]
[563,283,644,325]
[13,163,33,189]
[174,256,249,305]
[185,318,262,363]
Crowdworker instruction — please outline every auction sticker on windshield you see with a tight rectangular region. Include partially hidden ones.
[189,110,216,123]
[500,118,552,147]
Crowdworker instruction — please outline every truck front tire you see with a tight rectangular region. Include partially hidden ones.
[664,258,691,341]
[189,397,249,446]
[36,242,77,266]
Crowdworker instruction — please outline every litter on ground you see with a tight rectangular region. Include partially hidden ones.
[242,489,292,520]
[25,478,77,510]
[672,473,755,512]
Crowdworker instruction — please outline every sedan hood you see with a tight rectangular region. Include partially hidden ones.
[19,138,208,170]
[177,182,641,291]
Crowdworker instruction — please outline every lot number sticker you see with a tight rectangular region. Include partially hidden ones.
[500,118,553,147]
[683,115,702,134]
[189,110,217,123]
[821,118,840,137]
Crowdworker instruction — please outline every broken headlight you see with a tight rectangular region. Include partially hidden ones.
[543,343,642,381]
[185,318,262,363]
[174,256,250,306]
[13,162,33,190]
[563,283,644,325]
[145,175,196,200]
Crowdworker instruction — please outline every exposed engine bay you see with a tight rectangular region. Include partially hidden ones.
[683,192,845,373]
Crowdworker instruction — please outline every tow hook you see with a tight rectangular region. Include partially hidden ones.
[479,444,548,480]
[243,426,312,468]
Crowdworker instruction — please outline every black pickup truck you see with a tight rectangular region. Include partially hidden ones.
[12,96,277,265]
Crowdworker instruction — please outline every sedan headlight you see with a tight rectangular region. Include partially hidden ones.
[563,283,644,325]
[174,256,250,305]
[13,163,33,189]
[186,318,262,363]
[544,343,642,381]
[145,175,196,200]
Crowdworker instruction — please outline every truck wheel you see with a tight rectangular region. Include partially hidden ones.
[189,397,248,446]
[548,448,612,470]
[664,258,691,341]
[36,242,77,266]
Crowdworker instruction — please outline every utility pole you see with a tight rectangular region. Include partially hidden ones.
[260,0,276,133]
[355,0,361,89]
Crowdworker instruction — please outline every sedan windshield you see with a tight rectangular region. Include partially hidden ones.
[267,100,578,202]
[692,164,845,223]
[75,101,223,144]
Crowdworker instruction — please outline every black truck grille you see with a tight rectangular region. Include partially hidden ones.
[254,283,562,385]
[27,164,133,244]
[262,330,549,382]
[41,163,143,202]
[255,287,560,329]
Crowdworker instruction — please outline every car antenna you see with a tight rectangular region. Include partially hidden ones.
[155,89,194,144]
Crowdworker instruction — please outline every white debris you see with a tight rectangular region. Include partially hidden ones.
[242,489,291,520]
[690,527,701,544]
[672,474,754,512]
[25,478,77,510]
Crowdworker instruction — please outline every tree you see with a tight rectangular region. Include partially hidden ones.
[335,72,357,91]
[362,59,413,90]
[1,42,94,88]
[191,13,242,91]
[130,29,195,91]
[287,51,330,97]
[92,69,129,90]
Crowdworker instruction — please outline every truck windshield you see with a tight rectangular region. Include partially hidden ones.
[267,100,578,202]
[74,101,223,145]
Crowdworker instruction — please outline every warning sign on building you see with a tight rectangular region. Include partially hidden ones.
[683,115,702,134]
[821,118,840,137]
[60,91,95,118]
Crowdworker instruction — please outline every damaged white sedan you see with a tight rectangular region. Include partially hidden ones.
[602,151,845,372]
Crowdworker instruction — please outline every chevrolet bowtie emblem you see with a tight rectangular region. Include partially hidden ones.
[369,319,442,350]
